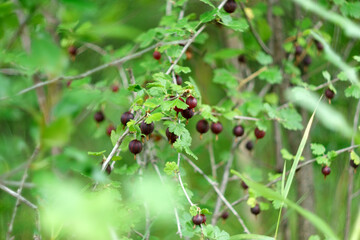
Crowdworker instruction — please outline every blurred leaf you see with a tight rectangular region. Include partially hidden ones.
[189,205,198,216]
[230,234,274,240]
[164,161,179,176]
[42,117,74,147]
[88,150,106,156]
[311,143,325,156]
[258,67,282,84]
[256,52,273,65]
[351,151,360,165]
[145,112,163,124]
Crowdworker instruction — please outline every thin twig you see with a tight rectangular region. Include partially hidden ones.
[1,40,187,101]
[0,184,37,209]
[7,147,40,239]
[182,155,250,233]
[238,2,272,55]
[208,142,217,179]
[344,99,360,240]
[237,66,268,90]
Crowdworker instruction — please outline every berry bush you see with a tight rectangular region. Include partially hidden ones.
[1,0,360,239]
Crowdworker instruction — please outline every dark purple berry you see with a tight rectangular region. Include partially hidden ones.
[94,111,105,123]
[315,40,324,51]
[105,164,112,175]
[68,45,77,57]
[166,128,178,144]
[176,75,183,85]
[201,214,206,224]
[322,166,331,178]
[186,96,197,109]
[325,88,335,100]
[106,124,116,136]
[153,51,161,60]
[140,121,155,137]
[303,55,312,66]
[254,128,266,139]
[181,108,194,122]
[196,119,209,139]
[245,141,254,151]
[224,0,236,13]
[295,45,302,56]
[192,214,203,226]
[233,125,244,137]
[221,211,229,220]
[238,54,246,64]
[350,160,359,170]
[211,122,223,140]
[121,111,134,126]
[250,203,261,216]
[129,140,142,159]
[241,181,248,190]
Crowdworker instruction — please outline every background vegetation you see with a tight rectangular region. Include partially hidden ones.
[1,0,360,239]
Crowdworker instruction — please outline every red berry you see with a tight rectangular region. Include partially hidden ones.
[250,203,261,216]
[224,0,236,13]
[192,214,203,226]
[196,120,209,134]
[166,128,178,144]
[181,107,194,120]
[68,45,77,57]
[295,45,302,56]
[112,85,119,92]
[153,51,161,60]
[129,140,142,157]
[106,124,116,136]
[176,75,183,85]
[66,80,72,88]
[140,121,155,136]
[238,54,246,64]
[325,88,335,100]
[105,164,112,175]
[186,96,197,109]
[233,125,244,137]
[121,111,134,126]
[211,122,223,135]
[245,141,254,151]
[241,181,248,190]
[303,55,312,66]
[94,111,105,123]
[221,211,229,220]
[254,128,266,139]
[322,166,331,178]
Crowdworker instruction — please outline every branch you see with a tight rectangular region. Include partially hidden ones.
[1,40,187,101]
[0,184,37,209]
[7,147,40,238]
[182,155,250,234]
[344,99,360,240]
[238,2,272,55]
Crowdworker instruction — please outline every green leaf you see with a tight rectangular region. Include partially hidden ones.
[145,113,163,124]
[311,143,326,156]
[128,84,142,92]
[200,105,218,122]
[278,107,303,130]
[351,151,360,165]
[42,117,74,147]
[340,2,360,19]
[88,150,106,156]
[189,205,198,216]
[161,98,188,112]
[174,65,191,74]
[200,9,218,23]
[281,149,294,161]
[258,67,282,84]
[199,0,215,8]
[316,156,328,165]
[322,71,331,81]
[164,161,179,176]
[200,208,212,215]
[256,52,273,65]
[231,170,339,240]
[345,85,360,99]
[213,69,238,89]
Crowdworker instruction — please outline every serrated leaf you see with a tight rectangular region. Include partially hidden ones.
[145,113,163,124]
[200,208,212,215]
[351,151,360,165]
[345,85,360,99]
[213,69,238,89]
[200,9,218,23]
[311,143,326,155]
[200,105,218,122]
[316,156,328,165]
[189,205,198,216]
[259,67,282,84]
[281,149,294,161]
[174,65,191,74]
[279,108,303,130]
[256,52,273,65]
[199,0,215,8]
[161,98,188,112]
[164,161,179,176]
[247,197,256,208]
